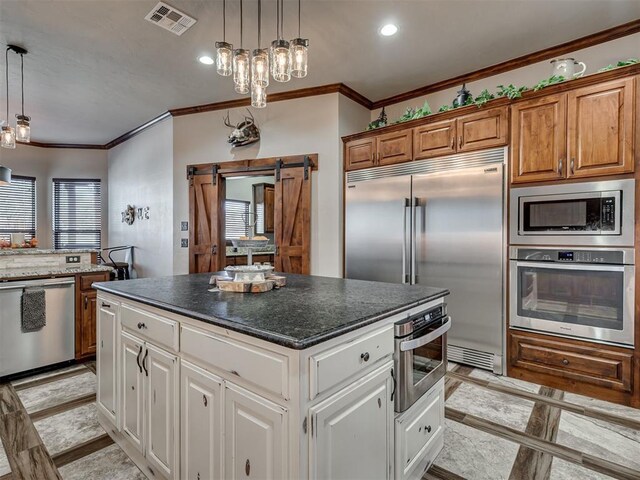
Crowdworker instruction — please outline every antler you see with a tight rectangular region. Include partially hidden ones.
[224,111,234,128]
[244,108,255,124]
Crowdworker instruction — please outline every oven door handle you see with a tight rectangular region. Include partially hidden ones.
[514,261,628,272]
[400,316,452,352]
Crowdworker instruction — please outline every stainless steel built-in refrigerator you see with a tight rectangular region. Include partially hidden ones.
[345,148,505,373]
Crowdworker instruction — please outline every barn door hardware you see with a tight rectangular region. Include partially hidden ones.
[303,155,310,180]
[186,166,196,179]
[212,164,219,185]
[275,158,283,181]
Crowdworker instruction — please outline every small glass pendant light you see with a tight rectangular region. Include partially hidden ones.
[251,0,269,88]
[251,82,267,109]
[290,0,309,78]
[15,48,30,142]
[0,125,16,149]
[233,0,250,94]
[270,0,291,83]
[215,0,233,76]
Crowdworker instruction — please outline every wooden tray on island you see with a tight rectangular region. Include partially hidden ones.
[212,274,287,293]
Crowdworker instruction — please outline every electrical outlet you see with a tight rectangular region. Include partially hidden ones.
[181,221,189,231]
[66,255,80,264]
[181,239,189,248]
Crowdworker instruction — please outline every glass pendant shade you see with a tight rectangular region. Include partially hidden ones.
[0,165,11,185]
[251,49,269,87]
[270,40,291,83]
[0,125,16,149]
[251,83,267,108]
[290,38,309,78]
[15,115,30,143]
[233,49,250,94]
[215,41,233,76]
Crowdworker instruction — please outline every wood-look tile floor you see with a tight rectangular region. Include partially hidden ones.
[1,361,639,480]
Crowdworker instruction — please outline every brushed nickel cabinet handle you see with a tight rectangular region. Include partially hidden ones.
[458,136,463,148]
[562,358,569,366]
[84,296,88,309]
[570,158,575,175]
[450,137,455,149]
[559,158,564,176]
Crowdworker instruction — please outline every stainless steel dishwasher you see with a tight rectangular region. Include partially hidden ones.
[0,277,76,377]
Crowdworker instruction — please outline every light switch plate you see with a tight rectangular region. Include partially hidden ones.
[181,221,189,231]
[181,238,189,248]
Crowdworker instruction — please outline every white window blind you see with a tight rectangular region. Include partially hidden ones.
[53,178,102,250]
[225,200,249,239]
[0,175,36,242]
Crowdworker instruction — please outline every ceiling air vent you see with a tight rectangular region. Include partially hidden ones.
[144,2,197,36]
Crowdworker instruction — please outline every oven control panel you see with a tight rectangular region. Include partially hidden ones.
[513,248,627,265]
[395,305,446,337]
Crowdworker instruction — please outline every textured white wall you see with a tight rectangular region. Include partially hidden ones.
[371,33,640,122]
[0,145,108,249]
[107,117,174,278]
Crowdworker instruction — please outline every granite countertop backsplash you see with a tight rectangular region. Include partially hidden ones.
[0,264,113,280]
[0,248,99,256]
[93,273,449,349]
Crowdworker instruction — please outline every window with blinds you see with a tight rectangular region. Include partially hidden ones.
[225,200,250,239]
[0,175,36,243]
[53,178,102,250]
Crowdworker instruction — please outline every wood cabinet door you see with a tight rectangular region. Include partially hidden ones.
[309,362,393,480]
[97,300,118,424]
[275,166,311,274]
[376,130,413,166]
[511,94,567,184]
[145,343,178,480]
[189,173,225,273]
[264,185,275,233]
[345,138,376,171]
[224,382,287,480]
[181,361,223,480]
[413,119,456,160]
[457,107,508,153]
[121,331,145,453]
[567,78,635,178]
[80,291,97,357]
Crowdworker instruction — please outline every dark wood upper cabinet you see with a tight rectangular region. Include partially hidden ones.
[264,185,275,233]
[456,107,508,153]
[510,94,567,184]
[413,119,456,160]
[376,130,413,166]
[345,137,376,171]
[567,77,635,179]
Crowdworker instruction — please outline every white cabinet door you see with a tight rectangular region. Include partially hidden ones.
[97,300,118,424]
[309,361,394,480]
[121,331,145,453]
[181,361,223,480]
[145,343,178,480]
[224,382,288,480]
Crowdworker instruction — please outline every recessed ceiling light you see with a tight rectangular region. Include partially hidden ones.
[198,55,214,65]
[380,24,398,36]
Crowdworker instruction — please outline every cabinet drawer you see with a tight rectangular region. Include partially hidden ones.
[121,303,178,352]
[309,326,393,399]
[181,324,289,400]
[79,273,109,291]
[395,379,444,480]
[510,333,633,392]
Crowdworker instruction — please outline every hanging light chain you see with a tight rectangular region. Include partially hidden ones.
[223,0,226,42]
[5,47,9,123]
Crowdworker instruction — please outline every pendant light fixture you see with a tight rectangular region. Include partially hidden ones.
[15,48,30,143]
[233,0,250,94]
[290,0,309,78]
[270,0,291,83]
[215,0,233,76]
[1,47,16,149]
[251,0,269,89]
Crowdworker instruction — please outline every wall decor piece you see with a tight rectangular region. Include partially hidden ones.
[550,58,586,78]
[122,205,136,225]
[224,109,260,147]
[452,83,472,107]
[144,207,150,220]
[137,207,143,220]
[367,107,387,130]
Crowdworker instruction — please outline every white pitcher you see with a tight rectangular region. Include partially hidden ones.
[550,58,587,78]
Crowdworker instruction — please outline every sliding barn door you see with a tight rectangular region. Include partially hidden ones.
[275,167,311,274]
[189,174,225,273]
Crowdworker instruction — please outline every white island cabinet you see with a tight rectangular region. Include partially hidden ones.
[95,290,446,480]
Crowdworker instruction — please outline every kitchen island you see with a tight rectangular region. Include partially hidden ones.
[93,273,449,480]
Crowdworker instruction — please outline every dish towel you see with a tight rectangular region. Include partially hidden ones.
[22,287,46,331]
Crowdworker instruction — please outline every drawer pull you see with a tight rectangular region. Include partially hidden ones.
[562,358,569,366]
[245,459,250,476]
[137,322,147,330]
[203,395,208,407]
[102,303,111,309]
[136,345,143,373]
[361,352,370,362]
[425,425,432,434]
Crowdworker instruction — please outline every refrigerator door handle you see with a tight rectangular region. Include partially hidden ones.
[411,197,420,284]
[403,198,411,283]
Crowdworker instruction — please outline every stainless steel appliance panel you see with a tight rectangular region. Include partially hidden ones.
[0,277,76,377]
[412,165,504,362]
[346,175,412,283]
[509,179,635,246]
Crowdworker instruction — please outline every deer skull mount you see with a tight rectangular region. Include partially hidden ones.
[224,109,260,148]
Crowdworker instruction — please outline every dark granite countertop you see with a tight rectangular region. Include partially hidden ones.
[93,273,449,350]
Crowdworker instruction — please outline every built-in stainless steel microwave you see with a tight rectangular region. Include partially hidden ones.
[510,179,635,246]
